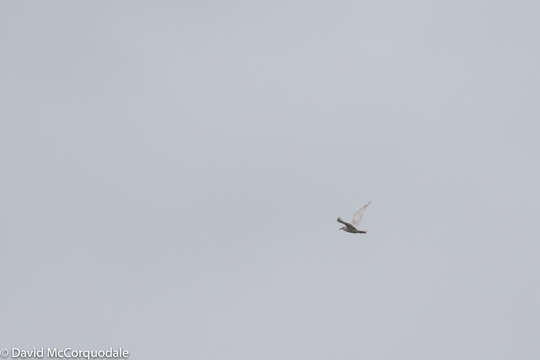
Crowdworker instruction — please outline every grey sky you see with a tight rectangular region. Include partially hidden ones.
[2,1,539,359]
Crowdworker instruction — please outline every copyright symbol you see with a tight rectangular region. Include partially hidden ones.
[0,348,9,358]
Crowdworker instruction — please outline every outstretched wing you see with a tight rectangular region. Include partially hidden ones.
[337,217,353,227]
[351,201,371,226]
[337,217,357,232]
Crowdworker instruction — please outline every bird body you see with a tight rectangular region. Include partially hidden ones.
[338,201,371,234]
[337,218,366,233]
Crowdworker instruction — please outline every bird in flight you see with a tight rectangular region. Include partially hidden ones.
[337,201,371,234]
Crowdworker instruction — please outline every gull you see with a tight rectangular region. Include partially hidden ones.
[337,201,371,234]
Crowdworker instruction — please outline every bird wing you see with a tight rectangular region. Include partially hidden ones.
[337,217,353,227]
[351,201,371,226]
[337,218,357,231]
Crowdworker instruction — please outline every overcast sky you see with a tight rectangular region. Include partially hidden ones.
[1,1,539,359]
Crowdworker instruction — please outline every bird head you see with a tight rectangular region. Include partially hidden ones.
[339,226,346,231]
